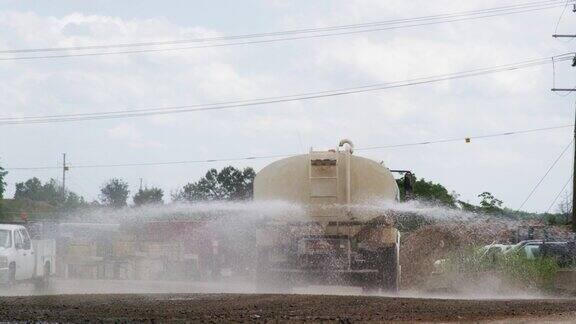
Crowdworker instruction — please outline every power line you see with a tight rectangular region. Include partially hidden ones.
[546,105,574,215]
[553,0,575,43]
[554,0,571,33]
[5,153,295,171]
[5,0,565,54]
[546,175,572,213]
[518,138,574,210]
[0,1,569,61]
[356,125,573,150]
[5,124,572,171]
[0,53,573,125]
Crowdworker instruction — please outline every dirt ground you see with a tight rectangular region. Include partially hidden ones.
[1,293,576,323]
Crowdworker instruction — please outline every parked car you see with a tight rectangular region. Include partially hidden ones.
[505,240,576,267]
[432,243,512,273]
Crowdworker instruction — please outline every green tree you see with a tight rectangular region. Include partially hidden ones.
[0,162,7,214]
[133,187,164,206]
[63,191,87,210]
[13,177,86,210]
[478,191,503,214]
[0,163,6,199]
[15,178,59,204]
[556,191,572,221]
[397,175,457,207]
[175,166,256,202]
[100,178,130,208]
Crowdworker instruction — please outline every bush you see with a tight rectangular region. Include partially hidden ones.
[440,246,559,291]
[500,251,558,290]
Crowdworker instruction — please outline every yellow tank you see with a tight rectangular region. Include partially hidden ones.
[254,139,399,220]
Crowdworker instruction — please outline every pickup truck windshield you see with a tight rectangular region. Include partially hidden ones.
[0,230,11,248]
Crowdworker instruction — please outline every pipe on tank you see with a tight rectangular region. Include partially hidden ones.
[339,139,353,205]
[338,139,354,154]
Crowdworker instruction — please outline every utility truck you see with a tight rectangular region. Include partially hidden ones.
[253,139,402,293]
[0,223,56,290]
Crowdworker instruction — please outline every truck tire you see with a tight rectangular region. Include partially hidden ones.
[379,245,399,293]
[360,251,384,294]
[34,263,50,291]
[6,263,16,288]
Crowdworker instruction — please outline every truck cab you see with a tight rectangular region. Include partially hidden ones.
[0,224,55,289]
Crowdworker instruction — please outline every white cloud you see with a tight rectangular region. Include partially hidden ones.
[0,1,574,212]
[107,123,161,148]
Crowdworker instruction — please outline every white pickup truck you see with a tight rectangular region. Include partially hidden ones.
[0,223,56,289]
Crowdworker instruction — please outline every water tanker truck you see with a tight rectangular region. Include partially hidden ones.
[253,139,401,293]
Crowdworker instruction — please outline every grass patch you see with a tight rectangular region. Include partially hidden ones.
[440,246,559,291]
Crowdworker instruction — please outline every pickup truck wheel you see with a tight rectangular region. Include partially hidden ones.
[6,263,16,288]
[34,263,50,291]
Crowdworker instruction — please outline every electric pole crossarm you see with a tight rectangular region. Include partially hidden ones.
[553,34,576,38]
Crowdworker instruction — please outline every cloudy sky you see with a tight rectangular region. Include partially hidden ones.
[0,0,575,212]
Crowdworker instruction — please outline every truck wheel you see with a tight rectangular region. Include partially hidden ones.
[379,245,399,293]
[359,256,381,295]
[34,263,50,291]
[6,263,16,288]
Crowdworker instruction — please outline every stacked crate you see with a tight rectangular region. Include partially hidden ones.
[62,239,103,279]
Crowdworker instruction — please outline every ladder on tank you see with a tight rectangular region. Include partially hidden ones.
[309,149,339,204]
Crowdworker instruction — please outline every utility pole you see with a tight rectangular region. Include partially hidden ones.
[62,153,68,199]
[552,86,576,233]
[551,50,576,233]
[139,178,143,191]
[573,113,576,233]
[551,4,576,232]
